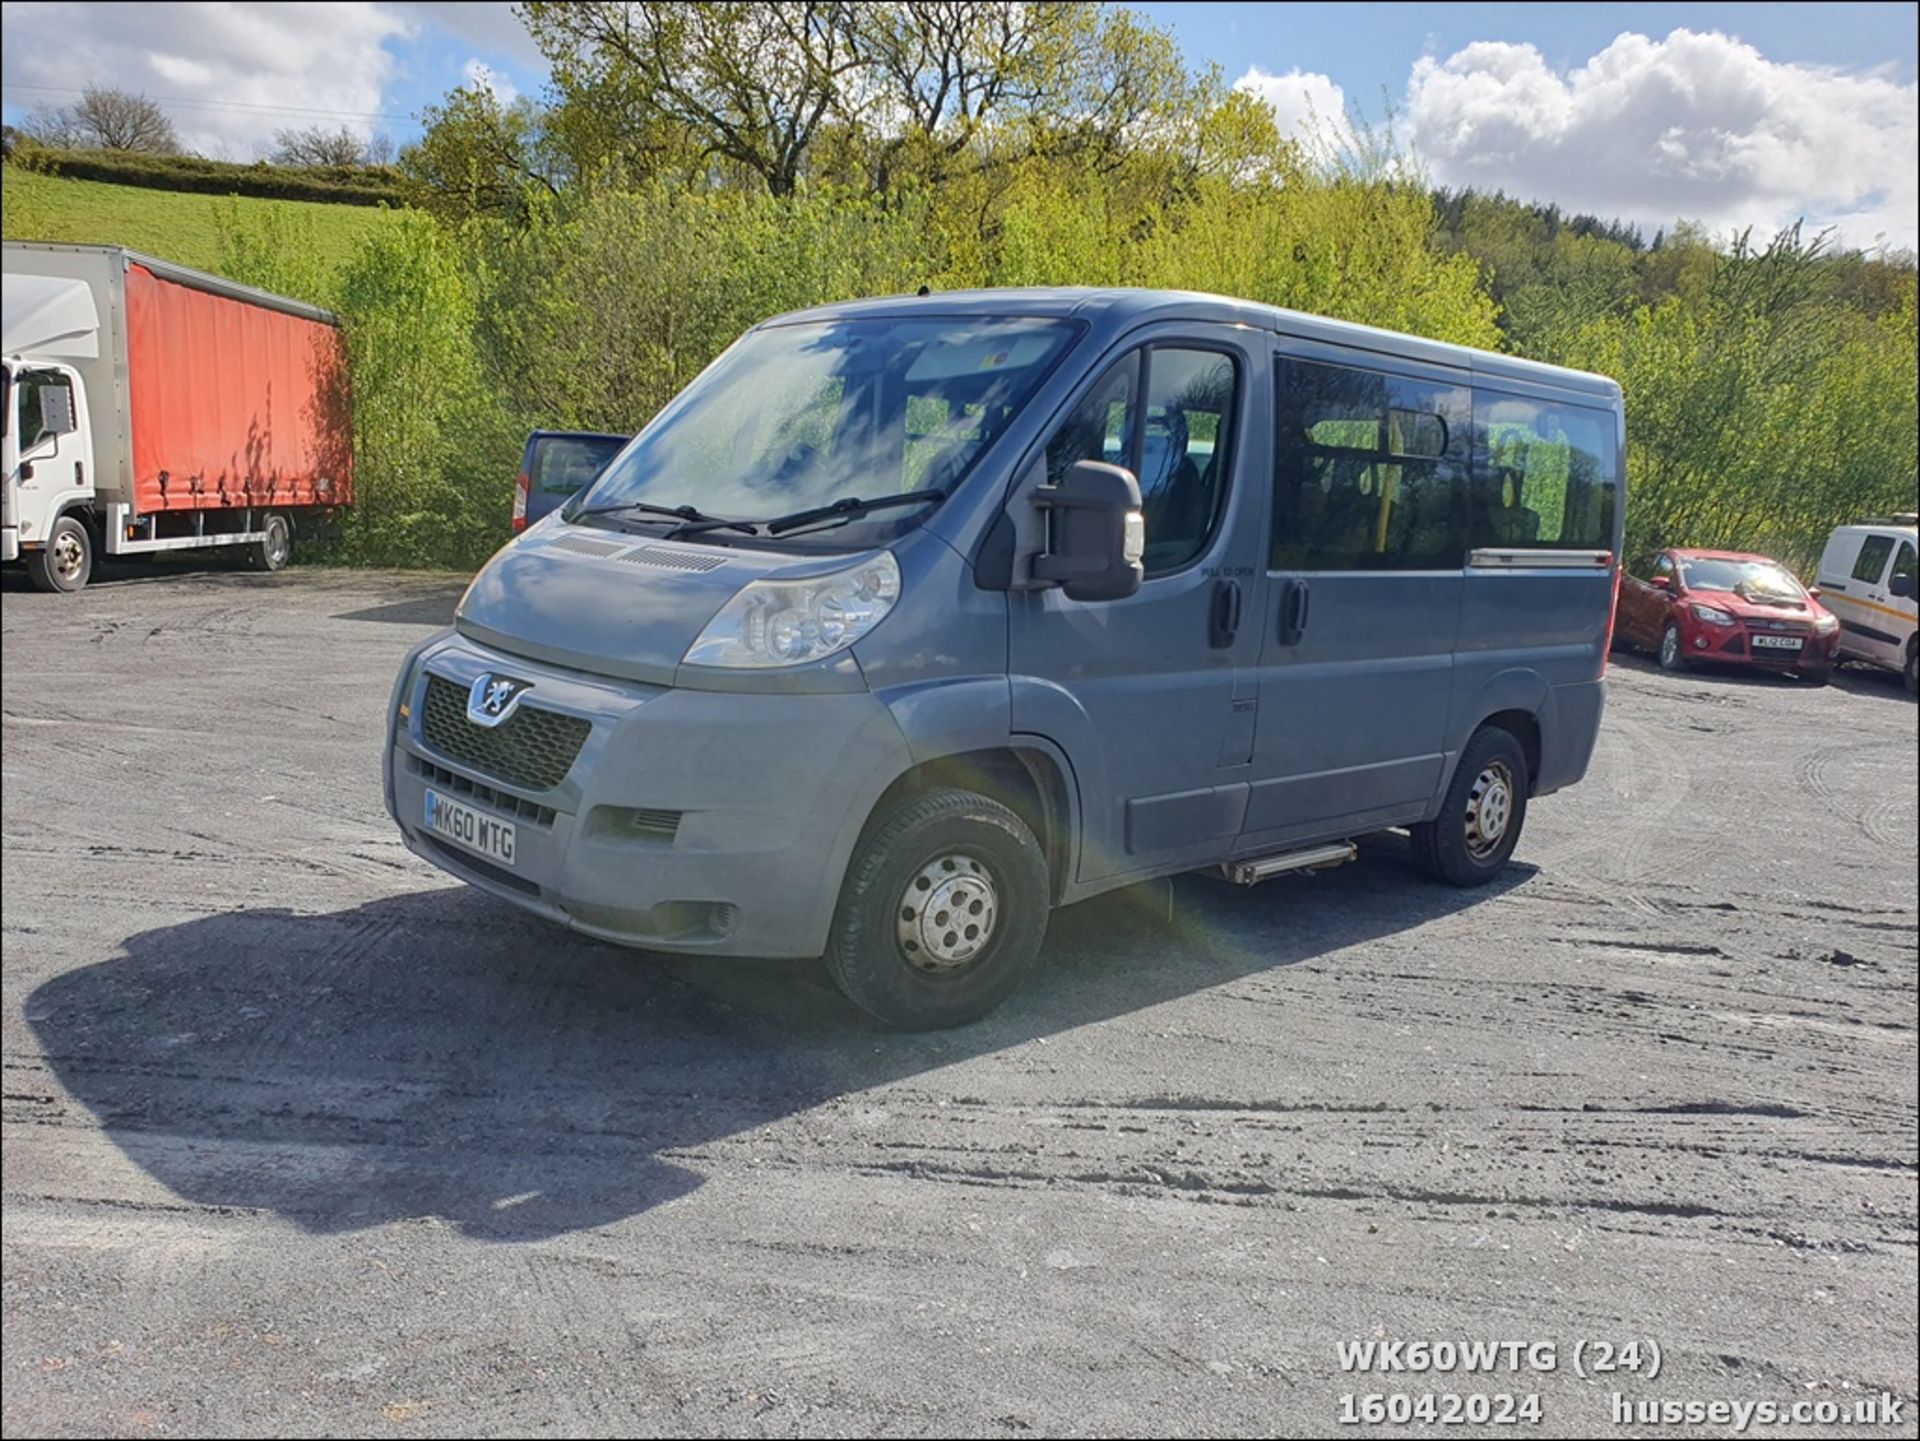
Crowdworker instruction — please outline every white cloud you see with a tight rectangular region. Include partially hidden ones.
[394,1,546,72]
[1234,66,1355,154]
[1404,29,1919,252]
[0,1,411,158]
[461,57,516,107]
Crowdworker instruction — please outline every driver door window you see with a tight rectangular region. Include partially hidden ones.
[1042,346,1239,578]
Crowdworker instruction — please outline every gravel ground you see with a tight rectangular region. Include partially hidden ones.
[3,565,1915,1439]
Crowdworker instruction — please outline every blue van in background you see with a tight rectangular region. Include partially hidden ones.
[512,429,630,533]
[392,289,1624,1029]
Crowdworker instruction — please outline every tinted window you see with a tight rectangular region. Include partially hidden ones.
[1893,541,1917,589]
[1472,393,1617,551]
[1273,358,1468,570]
[531,435,627,495]
[1852,534,1895,584]
[1137,348,1238,573]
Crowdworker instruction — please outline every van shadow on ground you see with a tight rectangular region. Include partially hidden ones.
[27,838,1531,1243]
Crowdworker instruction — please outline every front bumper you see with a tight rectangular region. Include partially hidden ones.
[1689,622,1839,673]
[1,527,17,564]
[387,634,911,959]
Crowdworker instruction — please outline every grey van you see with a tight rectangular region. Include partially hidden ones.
[386,289,1623,1029]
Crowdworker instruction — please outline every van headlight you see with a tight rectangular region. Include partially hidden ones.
[684,553,901,669]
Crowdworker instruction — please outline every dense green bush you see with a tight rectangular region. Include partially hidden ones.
[9,143,403,207]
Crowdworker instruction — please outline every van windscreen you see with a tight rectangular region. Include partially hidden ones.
[568,317,1079,541]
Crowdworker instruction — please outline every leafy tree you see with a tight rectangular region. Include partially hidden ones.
[520,1,867,196]
[399,85,557,223]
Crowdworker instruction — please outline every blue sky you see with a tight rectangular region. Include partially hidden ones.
[3,2,1915,248]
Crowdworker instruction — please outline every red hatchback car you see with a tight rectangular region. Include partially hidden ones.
[1615,548,1841,682]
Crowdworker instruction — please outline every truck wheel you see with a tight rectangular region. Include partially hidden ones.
[26,515,92,593]
[1409,726,1530,887]
[1657,622,1690,672]
[825,788,1049,1030]
[247,512,292,572]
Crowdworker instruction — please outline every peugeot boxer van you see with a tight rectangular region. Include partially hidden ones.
[386,289,1624,1029]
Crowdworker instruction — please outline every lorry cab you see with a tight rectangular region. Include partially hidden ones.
[1815,519,1918,694]
[386,289,1625,1029]
[2,275,96,587]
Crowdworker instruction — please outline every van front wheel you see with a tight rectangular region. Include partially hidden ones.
[1410,726,1530,886]
[825,788,1049,1030]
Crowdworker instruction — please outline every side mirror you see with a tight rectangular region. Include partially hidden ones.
[1032,460,1144,602]
[38,385,76,438]
[1649,574,1671,590]
[1890,572,1915,599]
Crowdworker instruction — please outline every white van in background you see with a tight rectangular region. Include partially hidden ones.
[1814,517,1918,695]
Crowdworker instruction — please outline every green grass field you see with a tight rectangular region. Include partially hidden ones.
[2,168,400,293]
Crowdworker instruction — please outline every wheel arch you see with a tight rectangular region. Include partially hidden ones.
[863,743,1078,903]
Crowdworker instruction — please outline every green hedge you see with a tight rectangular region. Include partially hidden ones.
[8,144,404,207]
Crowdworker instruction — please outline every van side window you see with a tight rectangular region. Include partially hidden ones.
[1471,392,1616,551]
[1893,541,1917,590]
[1851,534,1895,584]
[1137,348,1238,573]
[1272,358,1468,570]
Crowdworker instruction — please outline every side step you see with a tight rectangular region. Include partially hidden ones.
[1220,841,1356,886]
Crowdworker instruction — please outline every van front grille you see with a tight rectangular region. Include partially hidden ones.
[407,754,558,827]
[420,674,590,793]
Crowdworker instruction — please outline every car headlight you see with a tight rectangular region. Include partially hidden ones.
[1814,612,1840,634]
[1690,603,1736,626]
[684,553,901,669]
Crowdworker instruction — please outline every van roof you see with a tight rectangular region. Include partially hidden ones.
[770,286,1622,401]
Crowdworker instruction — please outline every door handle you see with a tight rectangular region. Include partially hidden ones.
[1279,577,1311,645]
[1209,579,1242,649]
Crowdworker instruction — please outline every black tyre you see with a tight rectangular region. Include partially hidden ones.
[1905,643,1917,698]
[1409,725,1530,887]
[247,511,292,572]
[1657,622,1689,672]
[26,514,92,593]
[825,788,1049,1030]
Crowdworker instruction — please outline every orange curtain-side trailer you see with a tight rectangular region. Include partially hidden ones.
[125,260,351,514]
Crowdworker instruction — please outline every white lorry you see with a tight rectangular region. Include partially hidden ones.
[2,241,351,592]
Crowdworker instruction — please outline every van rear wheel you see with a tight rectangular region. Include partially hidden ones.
[1410,726,1530,886]
[825,788,1048,1030]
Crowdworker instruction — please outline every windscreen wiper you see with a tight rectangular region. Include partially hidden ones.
[570,500,758,536]
[761,488,948,538]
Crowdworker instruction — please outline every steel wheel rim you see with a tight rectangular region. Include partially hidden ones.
[267,521,289,568]
[1660,627,1679,667]
[896,852,1000,973]
[1464,760,1516,861]
[52,528,84,582]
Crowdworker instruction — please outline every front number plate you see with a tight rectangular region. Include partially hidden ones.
[425,788,516,865]
[1752,634,1804,650]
